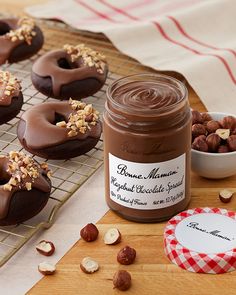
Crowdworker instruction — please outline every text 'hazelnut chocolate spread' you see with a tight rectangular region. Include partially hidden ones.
[103,74,192,222]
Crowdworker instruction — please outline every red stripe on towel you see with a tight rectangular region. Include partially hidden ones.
[75,0,117,22]
[167,15,236,58]
[80,0,236,84]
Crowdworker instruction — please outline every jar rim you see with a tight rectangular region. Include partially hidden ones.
[106,73,188,117]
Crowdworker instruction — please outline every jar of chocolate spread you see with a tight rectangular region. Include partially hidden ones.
[103,73,191,222]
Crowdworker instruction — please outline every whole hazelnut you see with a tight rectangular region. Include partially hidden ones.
[117,246,136,265]
[206,133,221,152]
[201,112,212,122]
[192,136,208,152]
[218,145,230,153]
[206,120,221,133]
[191,110,203,124]
[192,124,206,138]
[198,135,206,140]
[227,135,236,151]
[221,116,236,130]
[80,223,99,242]
[113,270,131,291]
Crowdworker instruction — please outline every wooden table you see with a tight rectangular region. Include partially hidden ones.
[2,1,236,294]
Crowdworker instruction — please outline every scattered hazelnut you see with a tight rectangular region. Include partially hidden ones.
[38,262,56,275]
[219,189,234,203]
[113,270,132,291]
[192,136,208,152]
[80,223,99,242]
[36,240,55,256]
[218,145,230,153]
[227,135,236,151]
[117,246,136,265]
[215,128,230,140]
[191,110,203,124]
[192,124,206,138]
[80,257,99,274]
[104,228,121,245]
[220,116,236,130]
[201,112,212,122]
[206,133,221,152]
[206,120,221,133]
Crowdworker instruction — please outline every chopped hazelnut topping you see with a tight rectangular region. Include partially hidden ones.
[4,90,11,96]
[3,184,12,191]
[40,162,48,170]
[47,171,52,178]
[9,178,17,186]
[25,182,32,191]
[56,121,67,128]
[1,151,51,191]
[6,17,36,45]
[0,71,21,99]
[56,99,99,138]
[63,44,106,74]
[68,130,78,137]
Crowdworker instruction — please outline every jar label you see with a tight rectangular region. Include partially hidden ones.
[109,153,186,210]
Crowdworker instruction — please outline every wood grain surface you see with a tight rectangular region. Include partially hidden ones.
[1,1,236,294]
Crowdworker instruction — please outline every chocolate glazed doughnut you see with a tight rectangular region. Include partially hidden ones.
[0,151,51,226]
[0,17,44,65]
[17,99,102,159]
[31,44,108,100]
[0,71,23,125]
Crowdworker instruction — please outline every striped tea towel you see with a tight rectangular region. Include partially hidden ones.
[26,0,236,114]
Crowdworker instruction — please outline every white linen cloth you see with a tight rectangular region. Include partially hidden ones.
[26,0,236,114]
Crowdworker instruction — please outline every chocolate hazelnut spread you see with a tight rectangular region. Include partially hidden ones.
[103,74,191,222]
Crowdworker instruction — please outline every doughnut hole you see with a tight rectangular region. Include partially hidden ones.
[57,58,76,70]
[0,167,11,185]
[0,23,10,36]
[53,112,67,125]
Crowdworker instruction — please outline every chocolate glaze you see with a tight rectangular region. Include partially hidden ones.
[18,101,101,149]
[32,50,108,99]
[0,18,44,65]
[0,155,51,222]
[0,94,23,125]
[104,74,192,222]
[17,100,102,159]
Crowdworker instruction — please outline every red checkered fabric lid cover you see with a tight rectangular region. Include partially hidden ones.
[164,207,236,274]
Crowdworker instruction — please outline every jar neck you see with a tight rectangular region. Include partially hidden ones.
[105,74,189,131]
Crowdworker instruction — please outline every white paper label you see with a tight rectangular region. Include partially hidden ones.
[175,213,236,253]
[109,153,186,210]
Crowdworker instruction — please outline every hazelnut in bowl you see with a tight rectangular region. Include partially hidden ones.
[191,111,236,179]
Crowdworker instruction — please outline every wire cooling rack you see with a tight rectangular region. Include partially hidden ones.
[0,20,128,267]
[0,61,111,267]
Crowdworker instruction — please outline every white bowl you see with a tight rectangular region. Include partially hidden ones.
[191,112,236,179]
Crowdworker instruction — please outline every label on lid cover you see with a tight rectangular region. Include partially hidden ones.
[109,153,186,210]
[164,208,236,274]
[175,212,236,253]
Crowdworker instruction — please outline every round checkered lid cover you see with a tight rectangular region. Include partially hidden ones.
[164,207,236,274]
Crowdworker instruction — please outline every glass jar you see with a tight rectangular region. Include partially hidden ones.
[103,73,191,222]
